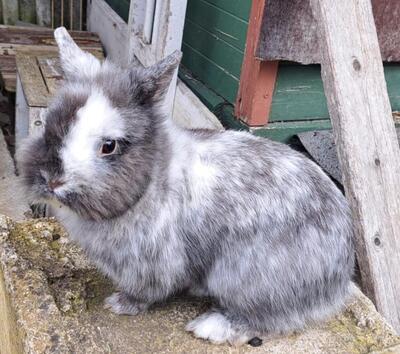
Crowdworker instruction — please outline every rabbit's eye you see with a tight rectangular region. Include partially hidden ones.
[101,139,117,155]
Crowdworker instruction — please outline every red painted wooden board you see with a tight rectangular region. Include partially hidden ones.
[235,0,279,127]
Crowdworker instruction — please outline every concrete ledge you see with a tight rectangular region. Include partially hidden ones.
[0,130,29,221]
[0,215,399,353]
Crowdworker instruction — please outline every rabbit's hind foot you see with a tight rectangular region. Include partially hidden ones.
[186,309,258,346]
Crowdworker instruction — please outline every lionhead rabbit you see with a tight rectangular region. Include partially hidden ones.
[17,27,354,345]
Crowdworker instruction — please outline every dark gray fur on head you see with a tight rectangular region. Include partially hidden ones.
[16,27,355,345]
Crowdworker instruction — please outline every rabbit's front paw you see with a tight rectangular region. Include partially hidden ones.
[104,292,149,315]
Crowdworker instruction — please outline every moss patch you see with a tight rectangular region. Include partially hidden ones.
[327,301,400,353]
[8,218,112,316]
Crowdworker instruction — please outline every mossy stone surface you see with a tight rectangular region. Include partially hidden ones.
[1,215,400,353]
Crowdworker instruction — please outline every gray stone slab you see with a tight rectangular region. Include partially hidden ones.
[0,130,29,220]
[1,216,400,353]
[298,128,400,184]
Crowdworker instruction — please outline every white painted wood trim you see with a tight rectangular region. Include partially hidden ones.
[128,0,188,116]
[173,79,223,130]
[87,0,130,66]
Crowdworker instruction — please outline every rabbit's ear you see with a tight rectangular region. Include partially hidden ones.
[54,27,101,81]
[132,51,182,105]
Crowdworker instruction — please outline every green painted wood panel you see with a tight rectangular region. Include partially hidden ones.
[179,66,249,131]
[252,120,332,143]
[181,43,240,103]
[269,64,329,122]
[182,0,250,106]
[183,19,244,78]
[201,0,251,20]
[100,0,400,128]
[269,63,400,122]
[104,0,130,22]
[179,66,225,110]
[185,0,249,51]
[385,64,400,112]
[180,64,400,143]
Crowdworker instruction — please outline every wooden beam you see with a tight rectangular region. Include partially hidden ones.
[235,0,279,127]
[310,0,400,332]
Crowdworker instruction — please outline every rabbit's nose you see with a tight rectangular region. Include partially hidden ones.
[48,179,65,191]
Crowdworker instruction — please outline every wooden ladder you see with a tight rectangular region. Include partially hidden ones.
[310,0,400,333]
[235,0,400,333]
[238,0,400,334]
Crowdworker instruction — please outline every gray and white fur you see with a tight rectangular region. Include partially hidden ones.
[17,27,355,345]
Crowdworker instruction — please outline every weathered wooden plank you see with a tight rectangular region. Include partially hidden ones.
[37,56,63,95]
[16,55,49,107]
[15,73,30,147]
[235,0,279,126]
[87,0,129,66]
[37,57,63,78]
[36,0,52,26]
[0,25,101,47]
[310,0,400,333]
[28,107,47,136]
[258,0,400,64]
[0,43,103,58]
[0,45,102,94]
[1,0,18,25]
[19,0,37,23]
[0,26,103,94]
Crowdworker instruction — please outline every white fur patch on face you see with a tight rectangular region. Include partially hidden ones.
[186,311,252,345]
[60,90,125,187]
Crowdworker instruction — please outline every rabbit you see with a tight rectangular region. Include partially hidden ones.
[16,27,355,346]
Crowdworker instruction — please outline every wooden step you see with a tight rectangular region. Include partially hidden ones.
[0,25,103,94]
